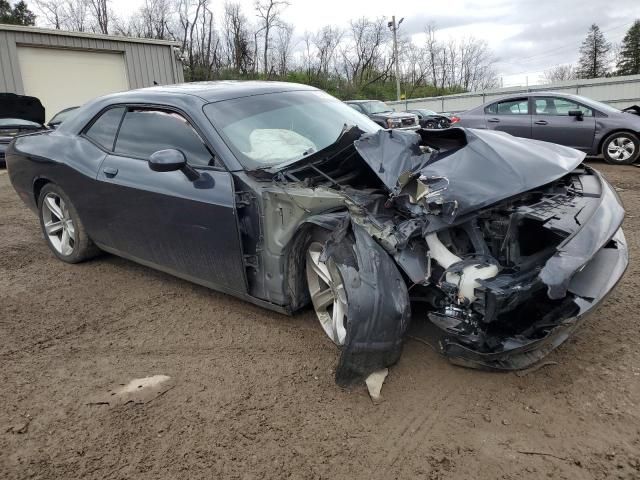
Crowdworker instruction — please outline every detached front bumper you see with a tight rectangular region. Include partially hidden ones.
[416,169,629,370]
[443,228,627,370]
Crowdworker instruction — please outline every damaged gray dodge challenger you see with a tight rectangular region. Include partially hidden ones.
[6,82,628,386]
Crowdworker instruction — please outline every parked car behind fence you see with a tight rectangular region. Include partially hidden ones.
[457,92,640,164]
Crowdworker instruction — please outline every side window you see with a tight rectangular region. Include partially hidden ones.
[114,108,215,167]
[493,98,529,115]
[347,103,363,114]
[535,97,593,117]
[84,107,125,150]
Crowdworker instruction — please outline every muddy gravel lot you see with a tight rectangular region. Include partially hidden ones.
[1,161,639,480]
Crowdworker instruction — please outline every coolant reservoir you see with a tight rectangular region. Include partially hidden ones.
[426,233,498,303]
[447,264,499,302]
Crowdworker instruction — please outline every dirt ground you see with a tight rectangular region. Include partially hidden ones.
[1,160,639,480]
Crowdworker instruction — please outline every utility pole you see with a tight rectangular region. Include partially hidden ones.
[388,16,404,101]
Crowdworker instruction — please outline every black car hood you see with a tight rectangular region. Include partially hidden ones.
[354,127,585,222]
[0,93,45,125]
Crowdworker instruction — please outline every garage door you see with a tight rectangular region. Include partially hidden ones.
[17,46,129,122]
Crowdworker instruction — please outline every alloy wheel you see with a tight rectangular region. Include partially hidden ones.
[607,136,635,162]
[42,192,75,256]
[305,242,347,345]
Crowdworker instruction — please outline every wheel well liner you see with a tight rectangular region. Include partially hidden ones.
[284,212,350,313]
[33,177,51,205]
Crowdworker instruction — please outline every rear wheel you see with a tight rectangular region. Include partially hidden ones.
[602,132,639,165]
[425,120,436,129]
[38,184,100,263]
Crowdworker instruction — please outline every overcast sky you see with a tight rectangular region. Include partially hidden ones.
[38,0,640,86]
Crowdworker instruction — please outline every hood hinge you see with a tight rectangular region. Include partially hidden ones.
[243,254,259,270]
[235,191,255,208]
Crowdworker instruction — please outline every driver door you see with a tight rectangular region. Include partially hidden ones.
[88,106,247,294]
[531,97,596,151]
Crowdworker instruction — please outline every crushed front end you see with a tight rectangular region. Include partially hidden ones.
[351,128,628,370]
[256,126,628,382]
[410,167,627,369]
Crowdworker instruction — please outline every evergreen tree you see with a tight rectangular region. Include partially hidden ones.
[0,0,36,25]
[617,20,640,75]
[577,24,611,79]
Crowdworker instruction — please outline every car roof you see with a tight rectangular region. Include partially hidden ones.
[108,80,320,103]
[345,100,381,103]
[485,91,587,103]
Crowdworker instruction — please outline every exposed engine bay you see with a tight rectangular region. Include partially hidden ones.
[240,127,628,384]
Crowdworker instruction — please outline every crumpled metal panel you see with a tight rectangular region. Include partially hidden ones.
[540,171,626,299]
[355,127,586,222]
[316,217,411,386]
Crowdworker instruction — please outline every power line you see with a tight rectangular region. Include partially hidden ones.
[494,20,634,67]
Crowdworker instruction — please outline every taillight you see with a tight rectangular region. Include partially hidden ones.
[450,116,460,124]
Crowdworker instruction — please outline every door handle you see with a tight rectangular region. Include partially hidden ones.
[534,120,548,125]
[103,167,118,178]
[487,117,500,123]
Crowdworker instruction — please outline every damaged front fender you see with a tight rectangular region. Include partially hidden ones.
[319,218,411,386]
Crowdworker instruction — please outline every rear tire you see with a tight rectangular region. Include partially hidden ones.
[38,184,100,263]
[602,132,639,165]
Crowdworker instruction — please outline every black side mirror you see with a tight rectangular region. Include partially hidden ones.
[568,110,584,121]
[149,149,200,181]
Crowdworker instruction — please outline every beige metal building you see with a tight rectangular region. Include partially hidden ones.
[0,24,184,121]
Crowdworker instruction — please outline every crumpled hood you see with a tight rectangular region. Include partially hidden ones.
[354,127,585,221]
[0,93,45,125]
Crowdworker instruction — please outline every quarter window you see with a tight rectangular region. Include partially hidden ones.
[534,97,593,117]
[84,107,125,150]
[114,108,214,166]
[486,98,529,115]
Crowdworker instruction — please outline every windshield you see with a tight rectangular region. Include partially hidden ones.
[0,118,41,128]
[204,90,380,169]
[420,109,438,116]
[567,95,620,114]
[583,98,621,114]
[361,100,393,115]
[49,107,79,125]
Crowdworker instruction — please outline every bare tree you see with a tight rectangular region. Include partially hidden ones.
[542,64,577,83]
[418,24,496,92]
[313,25,342,80]
[224,2,252,73]
[64,0,89,32]
[254,0,289,76]
[33,0,64,29]
[139,0,174,39]
[273,22,293,76]
[88,0,109,34]
[341,17,393,88]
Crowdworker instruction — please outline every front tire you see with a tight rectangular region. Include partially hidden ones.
[38,184,100,263]
[305,230,352,346]
[602,132,639,165]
